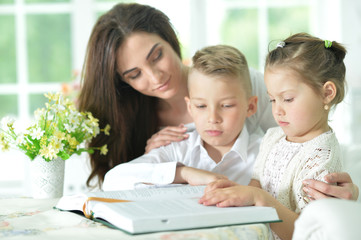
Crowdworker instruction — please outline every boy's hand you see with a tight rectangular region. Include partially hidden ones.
[174,166,228,185]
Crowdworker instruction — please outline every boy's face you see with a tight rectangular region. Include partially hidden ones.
[185,69,257,154]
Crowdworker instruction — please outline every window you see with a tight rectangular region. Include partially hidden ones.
[1,0,359,196]
[0,0,92,195]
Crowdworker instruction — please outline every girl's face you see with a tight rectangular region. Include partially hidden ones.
[116,32,184,99]
[185,69,257,155]
[264,67,329,143]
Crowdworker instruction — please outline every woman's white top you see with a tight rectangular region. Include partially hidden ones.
[247,68,276,133]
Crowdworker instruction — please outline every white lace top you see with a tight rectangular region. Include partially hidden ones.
[253,127,343,213]
[262,137,302,199]
[252,127,343,240]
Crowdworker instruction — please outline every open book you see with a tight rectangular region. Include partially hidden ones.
[55,185,280,234]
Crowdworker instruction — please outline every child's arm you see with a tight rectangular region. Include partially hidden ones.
[248,179,261,188]
[174,166,228,185]
[202,178,261,194]
[199,185,298,240]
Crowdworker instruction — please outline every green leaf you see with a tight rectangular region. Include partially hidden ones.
[58,151,70,160]
[25,152,36,160]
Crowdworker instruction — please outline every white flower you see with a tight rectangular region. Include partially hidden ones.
[44,92,61,102]
[15,134,25,145]
[53,103,65,112]
[68,112,80,128]
[92,126,100,136]
[82,124,93,134]
[51,138,64,152]
[30,127,44,140]
[64,123,76,133]
[39,145,57,160]
[34,108,46,120]
[1,116,14,129]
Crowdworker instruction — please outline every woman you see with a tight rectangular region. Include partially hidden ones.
[77,2,358,200]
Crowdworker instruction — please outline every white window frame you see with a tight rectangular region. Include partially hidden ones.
[2,0,355,197]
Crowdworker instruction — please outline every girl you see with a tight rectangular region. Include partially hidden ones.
[199,33,347,240]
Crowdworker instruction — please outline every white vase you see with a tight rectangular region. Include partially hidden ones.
[30,156,65,199]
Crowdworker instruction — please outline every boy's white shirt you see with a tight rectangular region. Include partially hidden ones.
[103,126,263,191]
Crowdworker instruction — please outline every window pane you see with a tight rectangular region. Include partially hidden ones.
[0,15,16,84]
[268,7,310,48]
[221,9,259,69]
[25,0,69,3]
[0,95,17,118]
[27,14,71,83]
[0,0,14,4]
[29,93,47,115]
[96,0,131,2]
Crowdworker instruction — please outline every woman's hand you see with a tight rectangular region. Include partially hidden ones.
[145,124,189,153]
[174,166,228,186]
[303,172,359,201]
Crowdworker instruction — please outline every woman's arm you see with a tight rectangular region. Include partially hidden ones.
[303,172,359,200]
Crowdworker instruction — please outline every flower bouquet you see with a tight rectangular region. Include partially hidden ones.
[0,92,109,161]
[0,92,110,198]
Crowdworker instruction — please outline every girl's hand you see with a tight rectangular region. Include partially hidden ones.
[303,172,359,201]
[199,185,266,207]
[204,179,238,193]
[174,166,228,186]
[145,124,189,153]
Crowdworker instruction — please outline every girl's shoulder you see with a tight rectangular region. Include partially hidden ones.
[304,130,339,149]
[258,127,285,150]
[264,127,285,139]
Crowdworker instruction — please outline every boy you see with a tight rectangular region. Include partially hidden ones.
[103,45,262,190]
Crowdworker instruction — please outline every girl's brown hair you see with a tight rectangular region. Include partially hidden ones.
[78,3,181,188]
[265,32,347,106]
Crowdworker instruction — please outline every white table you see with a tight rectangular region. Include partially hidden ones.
[0,197,272,240]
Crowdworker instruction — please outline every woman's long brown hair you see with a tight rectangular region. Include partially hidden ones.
[77,3,181,188]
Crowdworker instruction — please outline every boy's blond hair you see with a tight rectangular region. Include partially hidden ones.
[191,45,252,97]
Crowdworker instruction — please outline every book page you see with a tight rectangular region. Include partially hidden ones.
[55,193,87,211]
[88,184,205,201]
[56,185,205,212]
[95,198,202,218]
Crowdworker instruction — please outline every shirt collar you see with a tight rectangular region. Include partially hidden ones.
[229,126,250,162]
[190,132,203,160]
[189,126,250,162]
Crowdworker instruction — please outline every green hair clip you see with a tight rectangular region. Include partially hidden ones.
[325,40,332,48]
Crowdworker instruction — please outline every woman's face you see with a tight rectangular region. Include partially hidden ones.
[117,32,184,99]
